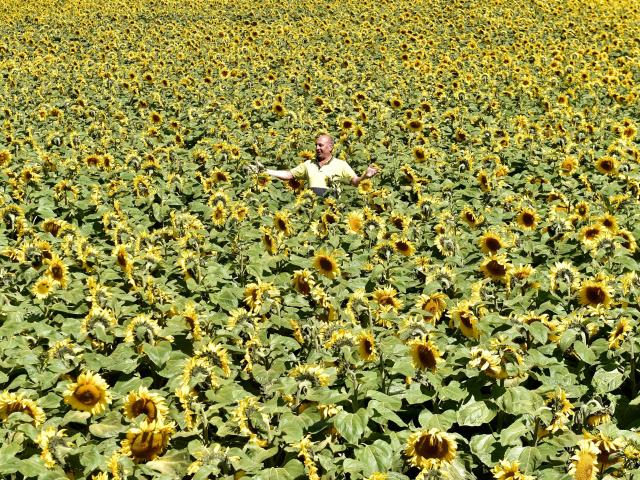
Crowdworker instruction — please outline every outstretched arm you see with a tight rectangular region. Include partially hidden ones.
[352,164,378,186]
[266,169,294,180]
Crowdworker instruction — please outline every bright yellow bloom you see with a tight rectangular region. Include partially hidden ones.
[405,428,457,470]
[63,371,112,415]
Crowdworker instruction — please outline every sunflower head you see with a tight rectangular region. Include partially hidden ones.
[312,251,340,279]
[515,207,539,230]
[121,419,175,463]
[63,371,112,415]
[578,279,613,308]
[358,332,377,362]
[480,254,511,282]
[0,391,46,426]
[409,337,443,371]
[595,156,618,175]
[405,428,457,470]
[124,387,168,422]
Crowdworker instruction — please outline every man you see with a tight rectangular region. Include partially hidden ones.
[264,134,378,196]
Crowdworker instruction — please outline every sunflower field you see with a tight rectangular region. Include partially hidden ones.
[1,0,640,478]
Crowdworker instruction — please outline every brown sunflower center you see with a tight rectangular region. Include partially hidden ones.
[459,312,474,329]
[414,435,449,459]
[599,160,614,171]
[416,345,437,370]
[485,237,501,252]
[521,212,535,226]
[362,339,373,356]
[51,265,63,280]
[319,257,334,272]
[130,431,164,461]
[486,260,507,277]
[585,286,606,304]
[132,398,157,420]
[74,385,100,405]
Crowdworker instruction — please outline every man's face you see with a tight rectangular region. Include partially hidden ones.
[315,136,333,162]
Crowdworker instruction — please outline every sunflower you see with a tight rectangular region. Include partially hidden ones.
[568,440,599,480]
[113,244,133,277]
[406,118,423,132]
[0,391,46,426]
[578,278,613,308]
[32,276,55,299]
[416,292,448,322]
[261,227,278,255]
[392,236,415,256]
[195,342,232,378]
[149,111,162,124]
[312,251,340,279]
[389,96,402,109]
[480,254,511,282]
[64,371,112,415]
[595,156,618,175]
[405,428,457,470]
[515,207,539,230]
[413,146,427,163]
[559,156,579,175]
[618,229,637,253]
[460,207,484,228]
[477,170,492,192]
[123,387,169,422]
[272,101,286,116]
[491,460,534,480]
[273,210,293,236]
[408,337,443,371]
[609,317,632,350]
[598,213,618,233]
[358,332,377,362]
[292,270,314,296]
[549,261,580,291]
[450,301,479,339]
[543,389,574,434]
[346,211,364,234]
[46,253,68,288]
[121,419,175,463]
[479,231,506,254]
[372,287,402,312]
[36,427,68,469]
[469,347,504,378]
[289,364,331,387]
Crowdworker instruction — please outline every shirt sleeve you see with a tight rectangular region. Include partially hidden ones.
[289,161,308,179]
[339,161,357,183]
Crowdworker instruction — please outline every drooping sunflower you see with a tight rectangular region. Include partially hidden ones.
[609,317,632,350]
[63,371,112,415]
[578,278,613,308]
[121,419,175,463]
[358,332,377,362]
[195,342,232,378]
[450,301,480,339]
[123,387,168,422]
[408,337,443,371]
[568,440,599,480]
[312,251,340,280]
[416,292,448,322]
[113,244,133,277]
[0,391,46,426]
[515,207,539,230]
[405,428,457,470]
[35,427,68,469]
[480,254,511,282]
[549,261,580,291]
[261,227,278,255]
[273,210,293,236]
[460,207,484,228]
[289,364,331,387]
[292,270,314,296]
[469,347,504,378]
[617,229,638,253]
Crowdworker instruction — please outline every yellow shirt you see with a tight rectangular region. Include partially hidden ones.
[290,157,356,189]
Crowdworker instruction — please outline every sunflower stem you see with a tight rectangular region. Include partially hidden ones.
[631,340,637,399]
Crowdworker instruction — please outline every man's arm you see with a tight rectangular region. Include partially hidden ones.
[266,169,294,180]
[351,164,378,186]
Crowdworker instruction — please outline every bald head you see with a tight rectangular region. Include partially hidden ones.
[315,134,334,162]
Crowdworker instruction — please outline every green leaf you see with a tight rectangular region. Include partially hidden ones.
[88,411,124,438]
[573,341,596,363]
[499,420,529,445]
[593,368,624,394]
[333,408,369,444]
[144,341,173,367]
[469,434,495,466]
[355,440,394,476]
[499,387,544,415]
[457,400,496,426]
[144,450,190,477]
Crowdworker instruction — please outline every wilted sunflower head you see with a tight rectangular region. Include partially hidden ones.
[405,428,457,470]
[63,371,112,415]
[0,391,46,426]
[121,419,175,463]
[123,387,168,422]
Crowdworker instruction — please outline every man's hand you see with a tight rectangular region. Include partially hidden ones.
[244,160,265,174]
[364,163,379,178]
